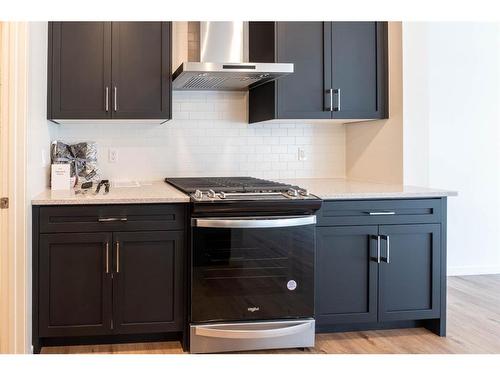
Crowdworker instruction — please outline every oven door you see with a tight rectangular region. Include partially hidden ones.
[191,215,316,323]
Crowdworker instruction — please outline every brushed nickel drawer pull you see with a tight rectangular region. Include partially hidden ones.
[366,211,396,216]
[98,217,128,222]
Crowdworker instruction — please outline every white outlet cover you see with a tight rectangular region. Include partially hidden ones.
[298,147,307,161]
[108,148,118,163]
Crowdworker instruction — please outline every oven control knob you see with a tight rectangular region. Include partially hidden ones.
[207,189,217,199]
[287,188,298,197]
[299,189,309,196]
[193,190,203,200]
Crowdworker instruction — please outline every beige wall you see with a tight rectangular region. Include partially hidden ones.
[345,22,403,184]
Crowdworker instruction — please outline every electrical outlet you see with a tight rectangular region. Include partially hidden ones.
[108,148,118,163]
[298,147,307,161]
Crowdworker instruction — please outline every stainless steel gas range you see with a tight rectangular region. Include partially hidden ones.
[165,177,322,353]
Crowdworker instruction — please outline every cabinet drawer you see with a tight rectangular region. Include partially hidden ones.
[316,199,442,226]
[39,204,186,233]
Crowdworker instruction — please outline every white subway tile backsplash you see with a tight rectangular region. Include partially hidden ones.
[271,128,288,137]
[55,92,346,180]
[279,136,295,145]
[262,137,280,145]
[271,145,288,154]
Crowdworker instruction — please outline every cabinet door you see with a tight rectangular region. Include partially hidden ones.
[330,22,387,119]
[112,231,184,334]
[39,233,113,337]
[378,224,441,321]
[49,22,112,119]
[316,226,379,326]
[111,22,171,120]
[276,22,332,119]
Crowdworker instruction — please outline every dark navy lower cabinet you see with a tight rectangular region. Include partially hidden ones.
[316,226,379,325]
[32,204,188,354]
[39,232,114,338]
[315,198,447,337]
[112,231,184,335]
[378,224,441,322]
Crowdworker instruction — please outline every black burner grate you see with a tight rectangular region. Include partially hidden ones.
[165,177,294,194]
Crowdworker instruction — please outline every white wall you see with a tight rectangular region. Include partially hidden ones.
[403,22,500,275]
[27,22,56,195]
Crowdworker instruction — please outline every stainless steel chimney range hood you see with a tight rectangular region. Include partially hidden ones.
[172,22,294,91]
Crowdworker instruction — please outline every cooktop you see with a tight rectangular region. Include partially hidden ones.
[164,177,295,194]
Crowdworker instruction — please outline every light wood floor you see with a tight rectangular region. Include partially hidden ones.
[41,275,500,354]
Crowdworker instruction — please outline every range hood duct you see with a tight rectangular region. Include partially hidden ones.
[172,22,293,91]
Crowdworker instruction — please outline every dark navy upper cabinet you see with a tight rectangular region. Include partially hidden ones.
[274,22,332,120]
[48,22,112,120]
[110,22,171,120]
[330,22,387,119]
[48,22,172,122]
[248,22,388,123]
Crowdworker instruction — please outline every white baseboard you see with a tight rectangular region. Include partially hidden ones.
[448,265,500,276]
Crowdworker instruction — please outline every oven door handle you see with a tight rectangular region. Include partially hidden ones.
[191,215,317,228]
[195,321,313,339]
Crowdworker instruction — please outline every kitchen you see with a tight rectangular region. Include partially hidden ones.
[0,1,499,372]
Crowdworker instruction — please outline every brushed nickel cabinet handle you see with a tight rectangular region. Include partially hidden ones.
[105,87,109,112]
[371,235,381,263]
[105,242,109,274]
[381,235,390,263]
[387,235,390,263]
[334,88,341,111]
[114,86,118,112]
[377,235,381,264]
[329,88,333,112]
[116,241,120,273]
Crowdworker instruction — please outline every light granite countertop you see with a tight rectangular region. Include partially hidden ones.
[279,178,457,200]
[31,178,457,206]
[31,181,190,205]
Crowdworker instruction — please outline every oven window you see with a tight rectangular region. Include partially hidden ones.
[191,224,315,323]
